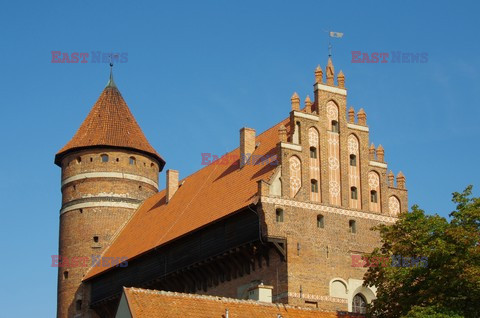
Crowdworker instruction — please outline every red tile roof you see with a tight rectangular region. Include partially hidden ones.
[122,287,352,318]
[55,86,165,167]
[84,118,289,280]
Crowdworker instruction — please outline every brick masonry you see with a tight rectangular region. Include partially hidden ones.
[57,148,159,318]
[253,61,408,311]
[56,59,408,317]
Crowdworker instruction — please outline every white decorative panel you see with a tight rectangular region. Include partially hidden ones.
[289,156,302,198]
[389,196,400,216]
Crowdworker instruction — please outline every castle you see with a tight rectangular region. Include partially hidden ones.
[55,58,407,317]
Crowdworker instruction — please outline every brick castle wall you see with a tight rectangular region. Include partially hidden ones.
[57,148,159,318]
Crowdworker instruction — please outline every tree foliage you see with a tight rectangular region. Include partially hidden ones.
[363,186,480,318]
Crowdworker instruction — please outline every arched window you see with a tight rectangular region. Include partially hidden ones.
[311,179,319,193]
[349,220,357,233]
[331,120,339,133]
[317,215,324,228]
[129,156,136,165]
[352,294,367,314]
[350,154,356,166]
[351,187,358,200]
[101,154,109,163]
[310,147,317,159]
[370,190,378,203]
[276,208,284,223]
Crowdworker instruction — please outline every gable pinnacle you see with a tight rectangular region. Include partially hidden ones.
[326,57,335,85]
[291,92,300,111]
[315,65,323,83]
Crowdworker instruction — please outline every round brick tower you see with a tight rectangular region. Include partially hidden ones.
[54,72,165,318]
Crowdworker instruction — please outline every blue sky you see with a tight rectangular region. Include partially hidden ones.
[0,0,479,316]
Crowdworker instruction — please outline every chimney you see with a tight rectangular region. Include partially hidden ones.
[240,127,256,168]
[166,169,179,203]
[247,283,273,303]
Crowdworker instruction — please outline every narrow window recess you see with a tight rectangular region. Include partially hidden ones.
[317,215,324,228]
[349,220,357,233]
[350,154,356,166]
[276,208,284,223]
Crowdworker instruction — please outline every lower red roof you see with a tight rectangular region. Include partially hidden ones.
[122,287,358,318]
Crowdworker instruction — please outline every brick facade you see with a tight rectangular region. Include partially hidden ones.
[57,149,159,317]
[56,59,407,317]
[189,60,408,312]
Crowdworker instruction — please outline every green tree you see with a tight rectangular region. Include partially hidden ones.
[363,186,480,318]
[403,305,463,318]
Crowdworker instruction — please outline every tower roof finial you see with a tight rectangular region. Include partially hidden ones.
[106,61,117,89]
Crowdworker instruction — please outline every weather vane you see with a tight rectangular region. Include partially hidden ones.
[323,30,344,58]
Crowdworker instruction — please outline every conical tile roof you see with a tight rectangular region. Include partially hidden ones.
[55,84,165,168]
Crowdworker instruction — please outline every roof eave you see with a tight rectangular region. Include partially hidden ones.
[54,145,166,170]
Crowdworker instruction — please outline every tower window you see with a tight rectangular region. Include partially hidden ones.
[310,147,317,159]
[116,158,119,162]
[351,187,358,200]
[350,154,356,166]
[349,220,357,233]
[311,179,318,193]
[76,300,82,311]
[101,154,109,163]
[317,215,324,228]
[93,236,99,243]
[76,157,81,164]
[90,157,93,162]
[129,157,136,165]
[151,163,155,168]
[370,190,378,203]
[331,120,339,133]
[63,271,68,279]
[276,208,284,223]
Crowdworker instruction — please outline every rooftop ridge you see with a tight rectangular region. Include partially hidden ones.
[156,116,290,189]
